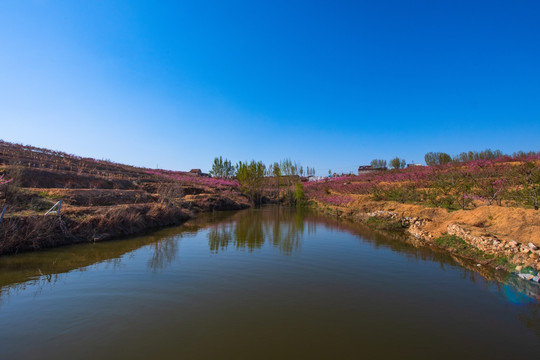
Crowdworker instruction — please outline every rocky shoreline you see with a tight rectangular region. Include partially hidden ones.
[314,204,540,285]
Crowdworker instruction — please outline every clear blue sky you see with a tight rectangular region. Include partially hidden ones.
[1,1,539,174]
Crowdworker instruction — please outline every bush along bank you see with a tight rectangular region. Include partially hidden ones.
[310,201,540,284]
[0,204,191,255]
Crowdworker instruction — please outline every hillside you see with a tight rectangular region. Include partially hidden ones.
[304,156,540,273]
[0,141,249,255]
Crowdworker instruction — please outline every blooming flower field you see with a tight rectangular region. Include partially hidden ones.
[145,169,240,188]
[304,153,540,211]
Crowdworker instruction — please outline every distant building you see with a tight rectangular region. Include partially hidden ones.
[189,169,210,177]
[407,163,423,168]
[357,165,385,176]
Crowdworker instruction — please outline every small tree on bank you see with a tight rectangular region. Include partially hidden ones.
[294,182,306,206]
[515,161,540,210]
[236,160,266,205]
[210,156,235,179]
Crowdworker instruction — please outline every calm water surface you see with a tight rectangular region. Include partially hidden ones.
[0,206,539,359]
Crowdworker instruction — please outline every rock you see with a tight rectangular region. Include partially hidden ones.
[528,243,538,250]
[92,234,110,242]
[476,264,481,267]
[518,273,534,281]
[509,241,518,247]
[515,265,523,272]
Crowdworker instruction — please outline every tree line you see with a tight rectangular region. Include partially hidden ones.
[424,149,538,166]
[209,157,314,205]
[370,157,406,170]
[368,149,538,170]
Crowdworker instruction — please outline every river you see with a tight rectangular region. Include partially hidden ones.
[0,206,539,359]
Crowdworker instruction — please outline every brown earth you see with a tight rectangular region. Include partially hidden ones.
[312,194,540,272]
[343,195,540,246]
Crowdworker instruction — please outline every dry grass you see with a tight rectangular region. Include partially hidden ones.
[35,188,156,206]
[0,204,190,255]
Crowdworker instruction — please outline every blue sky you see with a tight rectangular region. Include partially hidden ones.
[1,0,539,174]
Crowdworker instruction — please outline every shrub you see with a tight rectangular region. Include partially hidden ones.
[294,182,306,206]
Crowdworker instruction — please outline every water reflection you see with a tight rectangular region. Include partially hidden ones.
[0,229,181,304]
[0,206,538,359]
[208,223,234,253]
[207,207,315,255]
[147,236,180,272]
[340,218,540,304]
[0,206,539,310]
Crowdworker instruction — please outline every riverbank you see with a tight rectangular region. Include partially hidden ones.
[310,196,540,282]
[0,141,250,255]
[0,197,250,256]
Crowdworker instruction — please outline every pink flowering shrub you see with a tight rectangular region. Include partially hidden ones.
[145,170,240,188]
[0,174,12,186]
[304,154,540,210]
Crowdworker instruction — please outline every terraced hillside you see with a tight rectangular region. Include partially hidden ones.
[0,141,249,255]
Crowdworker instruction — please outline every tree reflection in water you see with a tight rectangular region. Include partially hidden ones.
[207,207,315,255]
[147,236,180,272]
[0,206,539,336]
